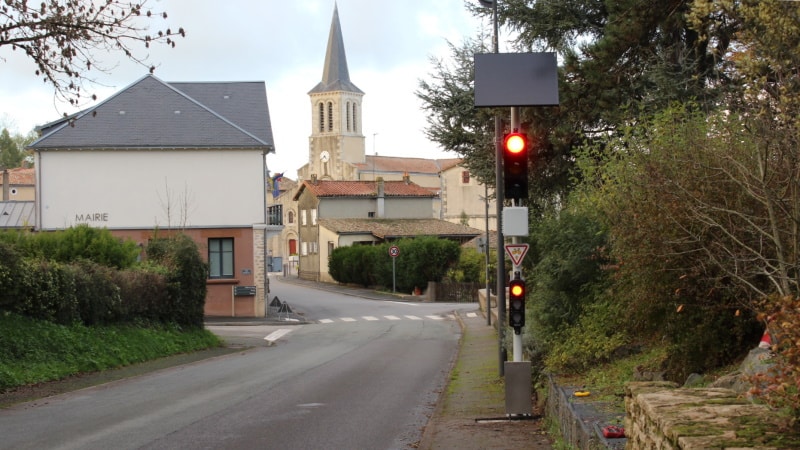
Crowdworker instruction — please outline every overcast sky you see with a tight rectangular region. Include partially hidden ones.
[0,0,489,178]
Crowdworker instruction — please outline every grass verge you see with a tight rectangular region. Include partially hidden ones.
[0,311,223,393]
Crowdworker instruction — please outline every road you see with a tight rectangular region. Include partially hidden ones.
[0,277,477,450]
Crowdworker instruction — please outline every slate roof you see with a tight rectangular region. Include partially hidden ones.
[318,218,483,240]
[355,156,463,175]
[293,180,437,200]
[29,75,274,151]
[0,201,34,229]
[308,4,363,95]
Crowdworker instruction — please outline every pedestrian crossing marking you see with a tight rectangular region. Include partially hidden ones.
[264,328,293,342]
[466,312,478,318]
[316,313,461,324]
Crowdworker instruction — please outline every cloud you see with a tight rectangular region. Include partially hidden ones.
[0,0,482,178]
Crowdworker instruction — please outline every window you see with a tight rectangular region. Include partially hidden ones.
[368,211,375,218]
[352,103,358,132]
[208,238,234,279]
[268,205,283,225]
[311,209,317,225]
[318,103,324,132]
[346,102,351,131]
[462,170,470,184]
[327,101,333,131]
[301,210,307,226]
[288,211,295,224]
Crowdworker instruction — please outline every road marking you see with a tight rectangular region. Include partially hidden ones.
[315,314,458,324]
[466,312,478,318]
[264,328,293,342]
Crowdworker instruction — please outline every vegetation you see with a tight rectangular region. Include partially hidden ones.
[419,0,800,422]
[0,226,217,392]
[0,312,221,391]
[328,236,461,293]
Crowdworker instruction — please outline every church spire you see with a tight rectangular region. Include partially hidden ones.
[309,3,363,94]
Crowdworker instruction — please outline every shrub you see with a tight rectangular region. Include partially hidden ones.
[145,234,207,327]
[0,241,23,309]
[72,261,123,325]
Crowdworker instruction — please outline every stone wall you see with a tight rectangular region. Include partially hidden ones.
[624,382,793,449]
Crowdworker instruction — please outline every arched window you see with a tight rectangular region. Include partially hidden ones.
[346,102,351,132]
[327,101,333,131]
[288,211,295,224]
[352,103,358,133]
[318,103,324,132]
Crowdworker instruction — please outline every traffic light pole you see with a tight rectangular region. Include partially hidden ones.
[494,114,507,377]
[510,106,524,363]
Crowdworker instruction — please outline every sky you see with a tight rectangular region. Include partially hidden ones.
[0,0,490,178]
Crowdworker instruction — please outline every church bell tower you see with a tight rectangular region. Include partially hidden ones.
[305,3,365,181]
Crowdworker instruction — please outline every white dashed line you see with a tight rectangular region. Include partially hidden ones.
[426,315,444,320]
[363,316,379,321]
[340,317,357,322]
[385,315,401,321]
[318,319,334,324]
[404,315,423,320]
[466,312,478,318]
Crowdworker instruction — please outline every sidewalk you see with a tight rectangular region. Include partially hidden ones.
[418,311,552,449]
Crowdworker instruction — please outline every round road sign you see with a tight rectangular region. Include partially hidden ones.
[389,245,400,258]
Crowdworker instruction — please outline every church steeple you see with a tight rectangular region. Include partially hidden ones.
[309,3,363,94]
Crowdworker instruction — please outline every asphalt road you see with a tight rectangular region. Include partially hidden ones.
[0,277,475,450]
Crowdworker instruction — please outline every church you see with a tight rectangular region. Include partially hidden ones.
[266,5,497,282]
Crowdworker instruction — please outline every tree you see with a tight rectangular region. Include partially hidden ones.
[0,0,185,106]
[0,128,22,168]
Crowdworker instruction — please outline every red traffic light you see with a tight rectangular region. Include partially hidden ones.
[503,132,527,154]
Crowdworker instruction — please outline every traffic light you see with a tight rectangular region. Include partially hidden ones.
[503,131,528,200]
[508,277,526,333]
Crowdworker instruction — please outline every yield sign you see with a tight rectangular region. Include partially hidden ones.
[505,244,529,266]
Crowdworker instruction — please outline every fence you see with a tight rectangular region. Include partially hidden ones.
[434,281,481,303]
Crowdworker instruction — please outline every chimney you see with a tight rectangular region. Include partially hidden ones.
[2,169,8,201]
[402,171,410,184]
[310,173,318,184]
[376,177,385,218]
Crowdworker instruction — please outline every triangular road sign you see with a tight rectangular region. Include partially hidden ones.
[505,244,530,266]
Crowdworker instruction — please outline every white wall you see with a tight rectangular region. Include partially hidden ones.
[37,149,265,230]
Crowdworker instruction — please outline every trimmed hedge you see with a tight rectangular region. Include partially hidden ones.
[0,229,207,328]
[328,236,460,292]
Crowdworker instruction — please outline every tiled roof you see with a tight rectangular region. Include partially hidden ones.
[29,75,274,151]
[0,201,34,228]
[294,180,436,200]
[318,218,483,239]
[354,155,462,175]
[6,168,34,185]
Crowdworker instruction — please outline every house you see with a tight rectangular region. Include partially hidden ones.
[265,5,496,275]
[292,176,481,281]
[28,74,277,317]
[1,168,35,201]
